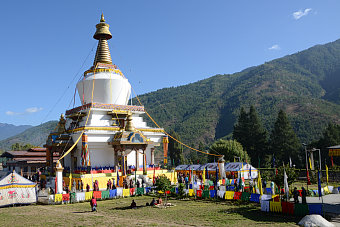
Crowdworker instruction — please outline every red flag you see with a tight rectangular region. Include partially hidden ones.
[331,156,334,167]
[275,168,278,175]
[55,177,57,194]
[307,170,311,185]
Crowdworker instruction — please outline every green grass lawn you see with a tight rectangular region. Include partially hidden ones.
[0,196,301,226]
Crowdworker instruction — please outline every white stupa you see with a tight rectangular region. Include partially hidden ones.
[48,14,165,177]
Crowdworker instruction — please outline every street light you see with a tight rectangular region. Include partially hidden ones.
[302,143,309,190]
[312,148,321,171]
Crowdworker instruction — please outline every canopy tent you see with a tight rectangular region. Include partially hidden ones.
[175,165,190,171]
[0,171,37,207]
[225,162,258,180]
[186,165,201,171]
[174,162,258,179]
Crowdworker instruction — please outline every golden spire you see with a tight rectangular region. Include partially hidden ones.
[93,14,113,66]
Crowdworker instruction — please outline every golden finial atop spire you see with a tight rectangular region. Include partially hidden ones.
[93,14,113,65]
[100,13,105,22]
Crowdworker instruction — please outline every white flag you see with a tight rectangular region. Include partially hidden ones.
[289,157,292,168]
[284,169,289,200]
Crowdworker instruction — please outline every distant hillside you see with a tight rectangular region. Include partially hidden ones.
[136,39,340,148]
[0,121,58,152]
[0,123,32,141]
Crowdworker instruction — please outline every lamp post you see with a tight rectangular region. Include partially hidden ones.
[302,143,309,191]
[312,148,321,171]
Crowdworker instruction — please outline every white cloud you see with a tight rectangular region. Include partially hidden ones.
[25,107,43,113]
[293,8,312,20]
[268,44,280,50]
[6,107,43,116]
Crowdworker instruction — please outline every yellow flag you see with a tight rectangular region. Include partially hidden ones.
[69,173,72,190]
[258,171,263,195]
[309,157,313,169]
[326,164,329,185]
[202,168,206,184]
[174,170,177,184]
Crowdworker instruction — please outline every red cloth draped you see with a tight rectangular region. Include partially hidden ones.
[93,191,102,199]
[62,193,70,201]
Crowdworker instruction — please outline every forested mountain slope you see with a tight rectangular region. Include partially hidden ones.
[0,121,58,152]
[136,39,340,147]
[0,123,32,141]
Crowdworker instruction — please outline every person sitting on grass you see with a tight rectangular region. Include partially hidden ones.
[130,199,136,209]
[150,198,156,206]
[157,197,162,205]
[90,196,97,212]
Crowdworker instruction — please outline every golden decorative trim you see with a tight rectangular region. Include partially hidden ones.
[67,126,164,134]
[84,68,124,77]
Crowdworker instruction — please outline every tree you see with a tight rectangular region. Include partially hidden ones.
[168,130,185,166]
[155,174,173,207]
[11,143,35,151]
[233,107,249,149]
[247,106,268,167]
[233,106,268,167]
[269,110,301,167]
[208,139,250,163]
[311,123,340,166]
[273,165,297,189]
[197,141,208,164]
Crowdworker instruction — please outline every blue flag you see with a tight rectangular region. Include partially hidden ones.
[249,166,252,180]
[317,169,322,198]
[272,154,276,168]
[206,166,209,179]
[117,168,120,187]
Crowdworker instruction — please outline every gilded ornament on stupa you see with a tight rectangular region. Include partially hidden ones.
[93,13,113,65]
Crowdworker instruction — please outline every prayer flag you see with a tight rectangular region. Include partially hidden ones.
[206,166,209,179]
[309,157,313,169]
[289,157,292,168]
[117,169,120,187]
[326,164,329,185]
[258,171,263,195]
[272,154,275,168]
[215,165,218,190]
[258,157,261,168]
[69,173,72,190]
[202,167,206,184]
[306,170,311,185]
[174,170,177,184]
[284,169,289,200]
[317,169,322,198]
[249,166,252,180]
[191,168,194,184]
[153,165,156,185]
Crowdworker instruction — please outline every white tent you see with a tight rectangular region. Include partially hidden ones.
[0,171,37,207]
[225,162,258,179]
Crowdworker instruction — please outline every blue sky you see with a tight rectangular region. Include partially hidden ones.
[1,1,340,126]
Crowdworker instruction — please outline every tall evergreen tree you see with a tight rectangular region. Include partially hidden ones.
[168,130,185,166]
[233,107,249,149]
[233,106,268,166]
[247,106,268,166]
[311,123,340,165]
[269,110,301,166]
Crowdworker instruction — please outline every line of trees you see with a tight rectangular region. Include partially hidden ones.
[233,106,301,168]
[167,106,340,168]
